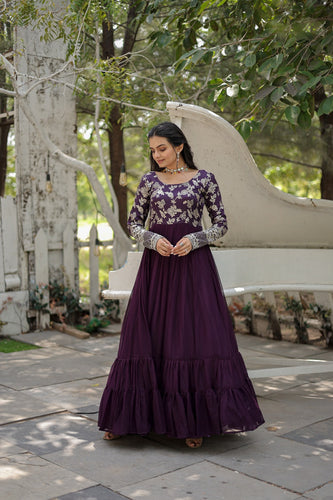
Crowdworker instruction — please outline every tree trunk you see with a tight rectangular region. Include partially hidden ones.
[314,86,333,200]
[100,3,146,231]
[101,20,128,232]
[107,104,128,232]
[319,118,333,200]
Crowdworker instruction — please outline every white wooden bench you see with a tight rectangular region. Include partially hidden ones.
[102,248,333,322]
[102,101,333,327]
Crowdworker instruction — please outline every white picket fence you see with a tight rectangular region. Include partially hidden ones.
[33,223,110,328]
[0,195,110,333]
[0,197,29,334]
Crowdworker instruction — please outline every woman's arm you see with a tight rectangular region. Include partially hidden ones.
[127,174,164,251]
[184,172,228,250]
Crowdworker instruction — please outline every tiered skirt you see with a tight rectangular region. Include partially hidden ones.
[98,223,264,438]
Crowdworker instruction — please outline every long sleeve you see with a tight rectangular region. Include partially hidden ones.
[127,174,163,250]
[185,172,228,250]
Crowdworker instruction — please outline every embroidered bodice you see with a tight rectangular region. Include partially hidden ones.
[127,170,228,251]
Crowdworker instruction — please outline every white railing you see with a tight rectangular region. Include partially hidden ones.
[0,196,112,333]
[33,223,114,327]
[0,196,29,334]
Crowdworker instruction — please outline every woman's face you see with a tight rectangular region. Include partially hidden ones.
[149,135,183,170]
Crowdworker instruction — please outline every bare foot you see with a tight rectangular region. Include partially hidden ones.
[103,432,121,441]
[185,437,203,448]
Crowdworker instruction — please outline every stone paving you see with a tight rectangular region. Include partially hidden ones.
[0,329,332,500]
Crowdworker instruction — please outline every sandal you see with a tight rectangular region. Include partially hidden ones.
[185,437,203,448]
[103,432,121,441]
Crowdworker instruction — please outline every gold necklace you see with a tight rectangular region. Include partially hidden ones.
[163,165,189,174]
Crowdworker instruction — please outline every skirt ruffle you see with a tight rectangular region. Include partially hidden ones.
[98,354,264,438]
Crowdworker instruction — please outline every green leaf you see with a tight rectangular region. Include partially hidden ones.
[177,48,198,61]
[318,96,333,117]
[197,0,214,15]
[174,59,188,73]
[276,65,294,77]
[320,32,333,50]
[156,31,172,47]
[322,75,333,85]
[297,111,312,129]
[270,87,284,103]
[285,82,299,97]
[214,88,223,100]
[207,91,215,105]
[203,50,214,64]
[192,19,202,31]
[298,75,321,95]
[244,54,256,68]
[272,76,286,87]
[208,78,224,87]
[254,86,275,100]
[274,53,283,68]
[300,100,308,112]
[258,59,273,73]
[238,121,251,141]
[175,44,183,61]
[308,60,328,72]
[191,49,206,64]
[183,28,197,50]
[210,20,219,31]
[285,105,300,125]
[216,90,226,108]
[258,54,283,73]
[284,36,296,49]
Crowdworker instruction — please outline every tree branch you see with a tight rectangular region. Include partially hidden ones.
[251,151,321,170]
[18,93,132,255]
[0,87,15,97]
[0,52,132,263]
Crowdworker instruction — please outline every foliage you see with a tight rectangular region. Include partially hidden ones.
[242,301,257,335]
[284,295,309,344]
[49,280,82,323]
[139,0,333,198]
[248,119,322,198]
[30,282,82,324]
[96,297,120,321]
[1,0,330,205]
[82,316,110,333]
[145,0,332,137]
[29,285,49,312]
[310,303,333,347]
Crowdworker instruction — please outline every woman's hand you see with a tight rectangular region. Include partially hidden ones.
[156,237,174,257]
[172,237,192,257]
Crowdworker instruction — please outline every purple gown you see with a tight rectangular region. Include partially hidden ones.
[98,170,264,438]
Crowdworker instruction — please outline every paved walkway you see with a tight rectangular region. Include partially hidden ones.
[0,329,332,500]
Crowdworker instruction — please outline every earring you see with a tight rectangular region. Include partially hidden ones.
[176,151,180,168]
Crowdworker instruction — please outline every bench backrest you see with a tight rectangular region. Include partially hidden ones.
[102,248,333,300]
[167,102,333,250]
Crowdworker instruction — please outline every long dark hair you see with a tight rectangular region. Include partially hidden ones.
[147,121,197,172]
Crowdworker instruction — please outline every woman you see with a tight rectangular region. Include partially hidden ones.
[98,122,264,448]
